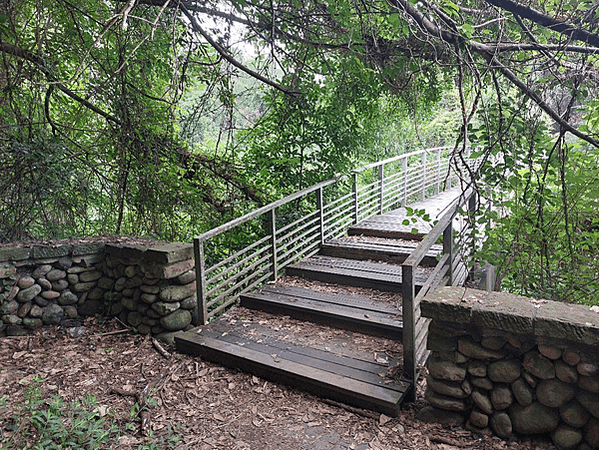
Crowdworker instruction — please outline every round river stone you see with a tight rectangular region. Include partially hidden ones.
[160,309,192,331]
[510,401,559,434]
[488,359,521,383]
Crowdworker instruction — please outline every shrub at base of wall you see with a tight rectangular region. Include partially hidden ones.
[418,287,599,450]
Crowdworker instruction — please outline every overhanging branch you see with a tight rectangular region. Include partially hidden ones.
[0,42,122,124]
[484,53,599,148]
[484,0,599,47]
[179,3,301,96]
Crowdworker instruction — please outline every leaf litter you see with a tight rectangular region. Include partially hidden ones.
[0,305,556,450]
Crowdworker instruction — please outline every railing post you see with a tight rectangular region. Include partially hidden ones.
[421,152,426,201]
[401,157,408,207]
[443,219,454,286]
[402,263,416,402]
[194,238,208,325]
[268,209,278,281]
[378,164,384,214]
[353,172,359,224]
[435,148,441,195]
[317,186,325,246]
[468,189,478,258]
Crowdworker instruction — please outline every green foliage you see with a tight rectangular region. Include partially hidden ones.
[0,377,187,450]
[0,377,119,449]
[474,93,599,305]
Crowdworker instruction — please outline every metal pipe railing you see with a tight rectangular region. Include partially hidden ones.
[401,186,481,401]
[194,146,477,323]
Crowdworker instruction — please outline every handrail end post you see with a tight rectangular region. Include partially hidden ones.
[268,209,278,282]
[443,221,454,286]
[353,173,359,224]
[194,238,208,325]
[402,263,417,402]
[317,186,325,246]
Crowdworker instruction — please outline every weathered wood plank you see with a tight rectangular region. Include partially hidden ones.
[198,326,403,386]
[240,286,402,340]
[256,285,400,314]
[320,238,441,266]
[285,255,429,292]
[175,331,407,416]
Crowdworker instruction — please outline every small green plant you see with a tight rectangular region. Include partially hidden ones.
[1,377,120,450]
[136,423,189,450]
[1,378,189,450]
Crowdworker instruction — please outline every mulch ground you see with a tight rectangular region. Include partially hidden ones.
[0,316,558,450]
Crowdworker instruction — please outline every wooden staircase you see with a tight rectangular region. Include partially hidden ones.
[176,218,440,417]
[174,147,481,418]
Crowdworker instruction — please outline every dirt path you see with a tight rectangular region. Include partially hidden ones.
[0,318,555,449]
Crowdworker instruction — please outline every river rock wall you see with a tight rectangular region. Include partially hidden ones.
[0,241,197,338]
[418,286,599,450]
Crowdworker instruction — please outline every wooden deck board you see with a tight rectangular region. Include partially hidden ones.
[321,238,441,266]
[241,285,402,340]
[285,255,429,291]
[349,187,462,239]
[254,285,399,314]
[175,318,408,416]
[200,322,401,381]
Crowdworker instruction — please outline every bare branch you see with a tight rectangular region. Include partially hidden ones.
[484,0,599,47]
[178,4,301,96]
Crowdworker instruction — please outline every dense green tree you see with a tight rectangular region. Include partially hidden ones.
[2,0,599,302]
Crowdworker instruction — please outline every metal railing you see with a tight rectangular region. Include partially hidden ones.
[401,183,486,400]
[194,146,477,324]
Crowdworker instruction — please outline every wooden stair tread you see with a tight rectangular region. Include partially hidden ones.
[253,285,400,314]
[175,317,408,416]
[241,285,402,340]
[349,187,462,239]
[321,238,441,266]
[348,222,430,240]
[285,255,429,291]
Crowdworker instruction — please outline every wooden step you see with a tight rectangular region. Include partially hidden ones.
[240,285,402,340]
[321,237,441,266]
[348,217,431,240]
[285,255,429,292]
[349,187,463,239]
[175,314,409,416]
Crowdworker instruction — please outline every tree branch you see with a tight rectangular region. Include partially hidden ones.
[493,42,599,54]
[178,3,301,96]
[483,53,599,148]
[0,42,122,124]
[484,0,599,47]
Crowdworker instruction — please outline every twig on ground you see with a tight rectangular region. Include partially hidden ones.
[152,337,171,358]
[321,398,380,420]
[96,329,130,337]
[110,367,167,437]
[430,435,473,447]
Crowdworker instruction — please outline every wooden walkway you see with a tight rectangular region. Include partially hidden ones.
[349,187,462,239]
[175,190,460,416]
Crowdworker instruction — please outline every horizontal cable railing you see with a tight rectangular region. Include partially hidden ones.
[194,146,480,324]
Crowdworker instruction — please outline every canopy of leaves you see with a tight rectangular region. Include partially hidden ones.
[2,0,599,302]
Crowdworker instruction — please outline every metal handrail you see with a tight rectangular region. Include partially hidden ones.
[401,184,482,401]
[194,146,477,324]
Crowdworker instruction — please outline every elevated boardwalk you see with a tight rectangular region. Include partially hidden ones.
[176,147,482,417]
[176,188,471,416]
[348,187,462,239]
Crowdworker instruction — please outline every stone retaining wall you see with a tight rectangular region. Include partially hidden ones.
[0,241,197,339]
[418,287,599,450]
